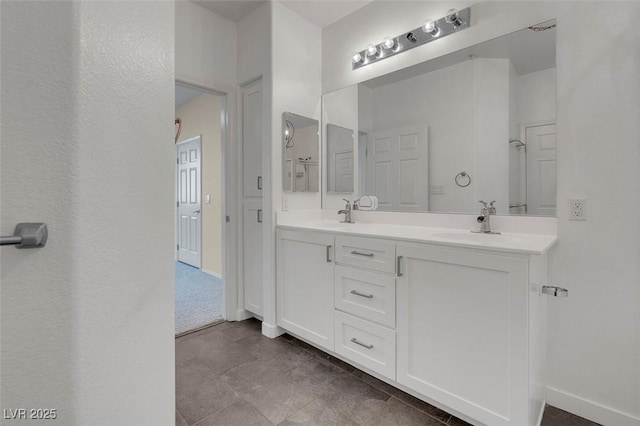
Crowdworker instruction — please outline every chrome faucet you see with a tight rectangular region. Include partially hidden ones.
[473,200,500,234]
[338,199,355,223]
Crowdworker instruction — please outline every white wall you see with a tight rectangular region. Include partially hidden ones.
[472,58,510,214]
[176,0,237,91]
[1,2,175,425]
[518,67,557,125]
[323,2,640,425]
[272,2,322,212]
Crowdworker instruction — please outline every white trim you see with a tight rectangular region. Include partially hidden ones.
[546,386,640,426]
[235,309,254,322]
[201,269,222,280]
[536,401,546,426]
[261,322,285,339]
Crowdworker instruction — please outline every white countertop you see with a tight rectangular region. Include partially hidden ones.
[276,215,557,255]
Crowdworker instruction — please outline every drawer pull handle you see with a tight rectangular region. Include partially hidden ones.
[350,337,373,349]
[397,256,403,277]
[351,250,374,257]
[326,245,332,263]
[350,289,374,299]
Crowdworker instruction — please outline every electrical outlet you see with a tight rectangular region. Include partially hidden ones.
[568,198,587,221]
[430,184,446,195]
[282,197,289,212]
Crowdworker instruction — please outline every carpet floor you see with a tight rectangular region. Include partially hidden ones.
[175,261,223,336]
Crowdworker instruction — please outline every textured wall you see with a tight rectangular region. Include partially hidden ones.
[1,2,176,425]
[176,93,223,275]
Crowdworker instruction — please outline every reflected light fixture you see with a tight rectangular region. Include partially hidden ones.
[352,7,470,70]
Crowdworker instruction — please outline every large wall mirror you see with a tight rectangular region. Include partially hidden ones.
[322,21,557,216]
[283,112,319,193]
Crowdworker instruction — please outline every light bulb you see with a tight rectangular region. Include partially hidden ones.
[382,37,396,50]
[366,44,379,57]
[422,20,440,36]
[352,52,363,64]
[445,9,463,27]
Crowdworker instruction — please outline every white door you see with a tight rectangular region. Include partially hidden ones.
[276,229,335,351]
[177,136,202,268]
[242,79,263,198]
[243,200,263,315]
[526,123,556,216]
[367,126,428,211]
[326,124,354,193]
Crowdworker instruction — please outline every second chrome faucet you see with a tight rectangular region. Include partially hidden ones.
[473,200,500,234]
[338,198,356,223]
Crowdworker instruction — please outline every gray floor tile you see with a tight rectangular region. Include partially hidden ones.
[176,327,257,374]
[176,410,188,426]
[176,320,597,426]
[279,398,359,426]
[319,374,391,425]
[287,357,350,398]
[351,369,451,423]
[541,406,602,426]
[363,397,445,426]
[194,399,273,426]
[176,358,239,425]
[221,365,316,425]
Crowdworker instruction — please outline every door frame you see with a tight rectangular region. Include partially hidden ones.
[176,135,203,268]
[175,79,237,322]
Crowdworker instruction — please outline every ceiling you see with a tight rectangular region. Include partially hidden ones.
[190,0,373,28]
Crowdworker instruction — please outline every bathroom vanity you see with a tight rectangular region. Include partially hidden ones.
[275,213,557,426]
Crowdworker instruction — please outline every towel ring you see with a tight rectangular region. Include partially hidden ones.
[455,171,471,187]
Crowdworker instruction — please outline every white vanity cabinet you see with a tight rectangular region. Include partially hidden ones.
[276,225,551,426]
[396,243,537,426]
[276,229,335,351]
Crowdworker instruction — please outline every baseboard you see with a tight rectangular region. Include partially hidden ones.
[235,309,254,321]
[546,386,640,426]
[201,269,222,279]
[261,322,286,339]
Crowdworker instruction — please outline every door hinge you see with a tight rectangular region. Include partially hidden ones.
[176,201,179,207]
[176,244,179,250]
[226,215,230,223]
[177,157,179,164]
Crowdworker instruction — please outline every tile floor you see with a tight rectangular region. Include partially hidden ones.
[176,319,601,426]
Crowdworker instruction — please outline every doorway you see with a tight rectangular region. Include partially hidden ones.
[174,82,226,336]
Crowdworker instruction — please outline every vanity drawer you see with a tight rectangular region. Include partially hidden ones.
[334,265,395,328]
[334,310,396,380]
[334,235,396,274]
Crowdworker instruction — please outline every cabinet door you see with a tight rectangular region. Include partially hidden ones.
[243,201,263,315]
[277,229,334,351]
[242,79,263,198]
[396,243,529,426]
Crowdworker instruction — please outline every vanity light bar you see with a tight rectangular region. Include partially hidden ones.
[352,8,471,70]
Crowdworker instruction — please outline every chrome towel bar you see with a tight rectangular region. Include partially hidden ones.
[0,223,48,248]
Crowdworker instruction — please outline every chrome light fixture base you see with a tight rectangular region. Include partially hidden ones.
[352,7,471,70]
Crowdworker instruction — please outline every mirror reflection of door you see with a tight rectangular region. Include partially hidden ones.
[526,123,557,216]
[326,124,354,193]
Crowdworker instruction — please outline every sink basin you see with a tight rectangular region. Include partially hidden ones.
[319,222,356,228]
[432,232,523,244]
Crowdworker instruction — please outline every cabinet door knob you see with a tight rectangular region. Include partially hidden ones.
[257,209,263,223]
[326,245,332,263]
[397,256,403,277]
[257,176,263,190]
